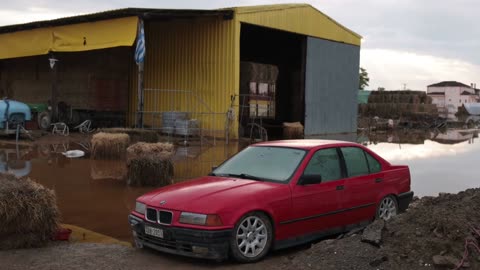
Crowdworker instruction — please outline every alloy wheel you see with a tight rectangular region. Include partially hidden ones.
[235,216,268,258]
[378,196,398,220]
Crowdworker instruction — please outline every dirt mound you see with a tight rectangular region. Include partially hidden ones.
[280,189,480,270]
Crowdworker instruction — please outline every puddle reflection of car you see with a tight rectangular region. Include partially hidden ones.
[0,151,31,178]
[129,140,413,262]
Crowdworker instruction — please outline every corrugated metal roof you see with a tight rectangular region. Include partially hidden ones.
[0,8,234,34]
[0,4,360,44]
[234,4,361,39]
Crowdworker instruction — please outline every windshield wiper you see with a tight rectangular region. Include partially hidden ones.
[218,173,265,181]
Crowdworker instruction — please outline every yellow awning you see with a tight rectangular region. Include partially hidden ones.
[0,16,139,59]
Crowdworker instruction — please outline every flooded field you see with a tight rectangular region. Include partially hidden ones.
[362,128,480,197]
[1,128,479,242]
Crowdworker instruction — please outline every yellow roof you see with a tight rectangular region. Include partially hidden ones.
[233,4,361,46]
[0,4,361,60]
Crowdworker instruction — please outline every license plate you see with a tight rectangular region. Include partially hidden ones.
[145,225,164,238]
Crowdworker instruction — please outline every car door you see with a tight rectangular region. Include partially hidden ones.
[340,147,384,225]
[289,147,347,237]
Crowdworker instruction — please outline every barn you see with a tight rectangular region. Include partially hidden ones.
[0,4,361,140]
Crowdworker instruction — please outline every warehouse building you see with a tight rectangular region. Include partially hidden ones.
[0,4,361,140]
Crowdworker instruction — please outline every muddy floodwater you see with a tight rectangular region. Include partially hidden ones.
[1,129,479,242]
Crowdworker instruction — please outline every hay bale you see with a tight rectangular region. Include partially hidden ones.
[90,160,127,180]
[126,142,175,187]
[0,174,59,250]
[127,159,174,187]
[91,132,130,160]
[126,142,174,164]
[283,122,304,139]
[100,128,158,143]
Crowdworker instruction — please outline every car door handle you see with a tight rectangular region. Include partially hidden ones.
[336,185,344,190]
[375,178,383,183]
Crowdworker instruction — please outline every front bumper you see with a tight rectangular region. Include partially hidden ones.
[128,214,232,260]
[397,191,414,212]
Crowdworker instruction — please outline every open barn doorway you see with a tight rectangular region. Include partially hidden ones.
[239,23,306,140]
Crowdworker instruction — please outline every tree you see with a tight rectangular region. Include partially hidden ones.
[359,67,370,90]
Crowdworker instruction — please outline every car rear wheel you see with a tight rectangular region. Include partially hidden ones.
[376,195,398,221]
[230,212,273,263]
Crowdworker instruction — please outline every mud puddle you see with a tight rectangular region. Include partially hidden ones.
[0,141,242,242]
[1,128,479,242]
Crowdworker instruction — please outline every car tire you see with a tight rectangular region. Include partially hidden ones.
[376,195,398,221]
[229,211,273,263]
[37,112,51,130]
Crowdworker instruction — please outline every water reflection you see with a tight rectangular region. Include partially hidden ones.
[0,148,31,178]
[1,130,478,242]
[0,141,242,242]
[362,129,480,197]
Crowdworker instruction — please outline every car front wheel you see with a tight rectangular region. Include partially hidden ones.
[230,212,273,263]
[376,195,398,221]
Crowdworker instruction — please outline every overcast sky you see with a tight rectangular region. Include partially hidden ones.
[1,0,479,90]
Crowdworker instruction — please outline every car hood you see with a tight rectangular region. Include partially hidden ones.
[139,176,283,213]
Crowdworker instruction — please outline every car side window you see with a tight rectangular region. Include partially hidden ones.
[341,147,369,177]
[365,152,382,173]
[303,148,342,183]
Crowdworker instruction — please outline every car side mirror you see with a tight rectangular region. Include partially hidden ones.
[211,166,218,171]
[299,174,322,185]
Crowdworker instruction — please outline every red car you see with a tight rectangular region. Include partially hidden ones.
[129,140,413,262]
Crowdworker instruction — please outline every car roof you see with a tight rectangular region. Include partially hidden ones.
[252,139,359,150]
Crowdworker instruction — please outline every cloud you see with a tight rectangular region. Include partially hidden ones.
[362,49,480,90]
[1,0,479,90]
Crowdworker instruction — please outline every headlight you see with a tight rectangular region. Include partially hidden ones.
[180,212,207,225]
[135,202,146,214]
[179,212,223,226]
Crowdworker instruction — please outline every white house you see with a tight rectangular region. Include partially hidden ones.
[427,81,478,116]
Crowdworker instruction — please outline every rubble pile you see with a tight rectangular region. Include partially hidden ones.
[280,189,480,270]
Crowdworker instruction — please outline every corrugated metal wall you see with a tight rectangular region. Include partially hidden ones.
[128,17,239,138]
[304,37,360,135]
[236,4,361,46]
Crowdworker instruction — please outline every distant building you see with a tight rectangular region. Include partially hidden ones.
[427,81,478,115]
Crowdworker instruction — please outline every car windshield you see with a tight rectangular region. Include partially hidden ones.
[212,146,307,182]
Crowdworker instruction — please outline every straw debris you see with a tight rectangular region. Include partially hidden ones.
[126,142,175,187]
[0,174,59,250]
[100,128,159,143]
[91,132,130,160]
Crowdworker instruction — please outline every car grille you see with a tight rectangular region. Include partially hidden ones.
[159,211,173,224]
[146,208,157,222]
[145,208,173,225]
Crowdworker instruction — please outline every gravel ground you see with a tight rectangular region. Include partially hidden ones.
[0,242,297,270]
[2,189,480,270]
